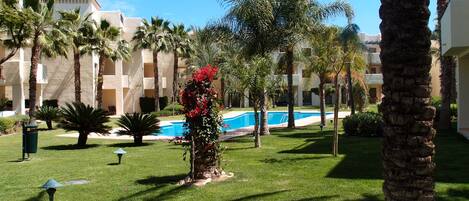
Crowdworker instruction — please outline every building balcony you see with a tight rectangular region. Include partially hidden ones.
[365,53,381,65]
[22,64,47,85]
[103,75,129,89]
[441,0,469,57]
[365,73,383,85]
[143,77,167,90]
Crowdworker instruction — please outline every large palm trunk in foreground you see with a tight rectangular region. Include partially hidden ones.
[29,34,42,119]
[286,45,295,128]
[437,0,455,131]
[74,50,81,103]
[153,51,160,112]
[380,0,436,200]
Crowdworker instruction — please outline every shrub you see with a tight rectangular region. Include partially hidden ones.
[451,104,458,119]
[152,110,173,117]
[139,97,155,113]
[163,103,184,114]
[35,106,60,130]
[343,112,383,137]
[43,100,59,108]
[159,96,169,111]
[0,98,10,111]
[58,102,111,147]
[116,113,160,145]
[0,117,17,134]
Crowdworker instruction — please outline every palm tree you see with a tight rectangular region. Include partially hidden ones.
[59,102,111,147]
[169,24,192,103]
[437,0,455,131]
[86,20,131,109]
[23,0,70,119]
[57,9,94,103]
[273,0,354,129]
[380,0,435,200]
[116,113,160,145]
[340,23,361,115]
[132,17,171,112]
[0,2,31,67]
[35,105,60,130]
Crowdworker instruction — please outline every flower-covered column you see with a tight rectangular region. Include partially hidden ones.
[180,65,223,182]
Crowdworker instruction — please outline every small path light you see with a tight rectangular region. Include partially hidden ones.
[42,179,63,201]
[114,148,127,165]
[319,123,325,133]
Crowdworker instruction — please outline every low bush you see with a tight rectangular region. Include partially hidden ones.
[0,115,28,134]
[163,103,184,114]
[139,97,155,113]
[43,100,59,108]
[0,98,10,111]
[152,110,173,117]
[343,112,383,137]
[35,106,61,130]
[451,104,458,119]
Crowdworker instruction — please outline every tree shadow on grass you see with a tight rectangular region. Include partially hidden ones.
[42,144,100,151]
[260,156,329,164]
[23,191,46,201]
[118,174,189,201]
[275,124,469,184]
[437,188,469,201]
[291,195,339,201]
[229,190,290,201]
[107,142,153,148]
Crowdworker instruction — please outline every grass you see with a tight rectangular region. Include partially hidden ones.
[0,120,467,200]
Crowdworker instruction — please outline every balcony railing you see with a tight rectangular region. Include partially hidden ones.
[365,74,383,85]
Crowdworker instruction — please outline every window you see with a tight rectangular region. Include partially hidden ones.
[303,91,312,106]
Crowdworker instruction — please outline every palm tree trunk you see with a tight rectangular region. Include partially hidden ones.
[29,33,41,120]
[46,120,52,130]
[134,135,143,145]
[172,50,178,103]
[73,50,81,103]
[319,77,326,127]
[153,51,160,112]
[333,75,339,157]
[437,0,454,131]
[380,0,436,200]
[253,103,261,148]
[286,45,295,128]
[77,131,88,147]
[260,91,270,135]
[96,55,105,109]
[346,62,355,115]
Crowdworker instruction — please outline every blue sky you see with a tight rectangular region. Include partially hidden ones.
[100,0,437,35]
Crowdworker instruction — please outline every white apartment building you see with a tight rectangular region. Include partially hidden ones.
[0,0,187,115]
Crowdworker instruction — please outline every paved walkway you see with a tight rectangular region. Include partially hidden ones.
[57,111,351,141]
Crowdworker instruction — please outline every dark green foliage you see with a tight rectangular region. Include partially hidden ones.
[159,96,169,111]
[343,112,383,137]
[0,98,9,111]
[43,100,59,108]
[152,110,173,117]
[58,102,111,146]
[163,103,184,114]
[117,113,160,145]
[353,82,368,113]
[35,106,60,130]
[0,117,17,134]
[139,97,155,113]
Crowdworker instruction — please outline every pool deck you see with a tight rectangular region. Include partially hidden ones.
[57,110,351,141]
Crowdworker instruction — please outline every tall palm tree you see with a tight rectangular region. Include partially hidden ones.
[0,2,31,67]
[169,24,192,103]
[380,0,435,200]
[437,0,455,130]
[58,9,94,103]
[273,0,354,128]
[340,23,361,115]
[132,17,171,112]
[85,20,131,109]
[23,0,69,119]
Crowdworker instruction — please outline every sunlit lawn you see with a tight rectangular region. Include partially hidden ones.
[0,120,468,200]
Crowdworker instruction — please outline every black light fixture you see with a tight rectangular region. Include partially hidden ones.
[42,179,63,201]
[114,148,127,165]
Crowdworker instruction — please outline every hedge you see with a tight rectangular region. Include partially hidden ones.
[343,112,383,137]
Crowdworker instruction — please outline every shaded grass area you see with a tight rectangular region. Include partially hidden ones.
[0,122,467,200]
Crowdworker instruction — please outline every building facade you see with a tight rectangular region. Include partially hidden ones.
[0,0,187,115]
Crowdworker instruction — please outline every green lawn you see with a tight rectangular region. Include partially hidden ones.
[0,122,468,200]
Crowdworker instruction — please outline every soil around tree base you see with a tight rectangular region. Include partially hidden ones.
[177,171,234,187]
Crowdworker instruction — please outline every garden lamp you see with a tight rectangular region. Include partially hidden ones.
[42,179,63,201]
[319,123,324,132]
[114,148,127,164]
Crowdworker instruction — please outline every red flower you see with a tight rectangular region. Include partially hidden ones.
[193,65,219,83]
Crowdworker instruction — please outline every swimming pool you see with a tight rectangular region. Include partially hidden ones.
[157,112,324,137]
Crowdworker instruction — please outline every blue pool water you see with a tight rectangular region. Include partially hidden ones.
[157,112,324,137]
